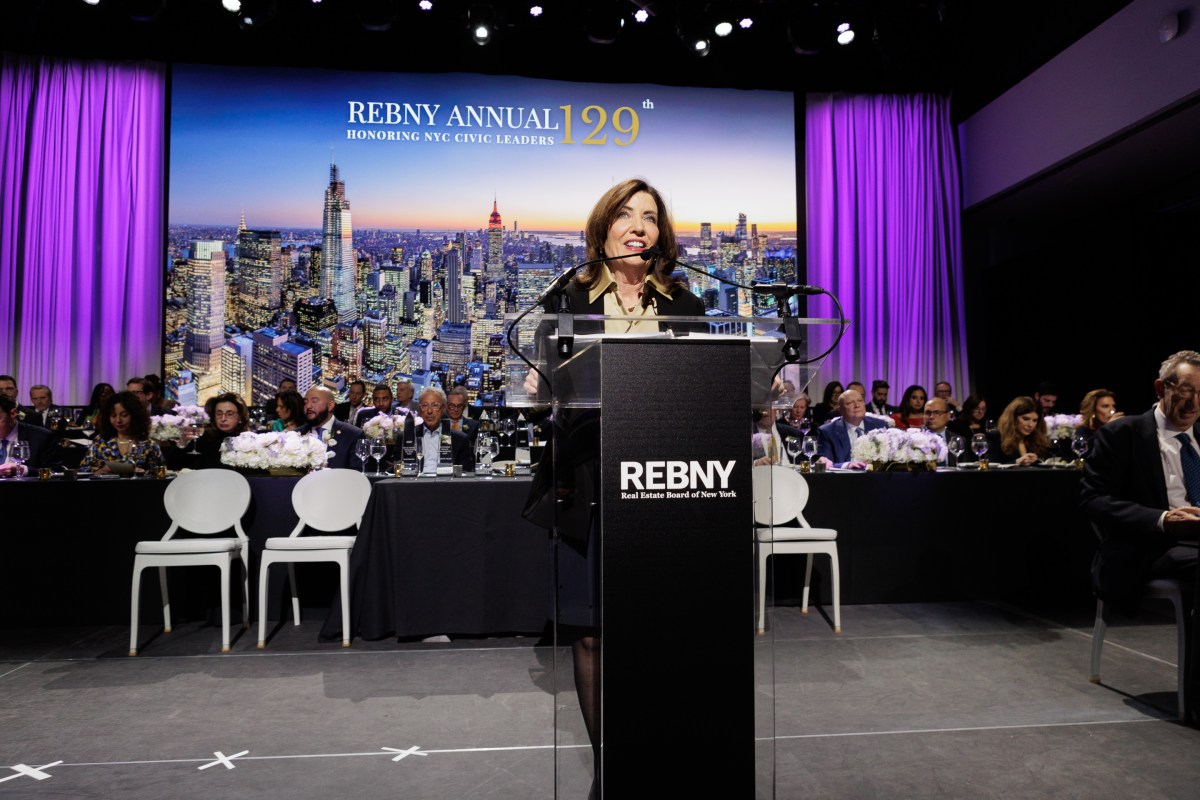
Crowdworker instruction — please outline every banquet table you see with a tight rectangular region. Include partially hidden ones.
[3,467,1095,630]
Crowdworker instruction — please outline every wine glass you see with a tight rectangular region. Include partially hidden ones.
[784,436,802,468]
[947,434,965,468]
[355,438,372,474]
[369,435,387,477]
[971,432,989,461]
[1072,432,1089,462]
[9,440,30,477]
[798,416,812,436]
[185,419,204,455]
[801,434,818,468]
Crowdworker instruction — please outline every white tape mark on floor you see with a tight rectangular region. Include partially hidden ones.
[197,750,249,770]
[0,761,63,784]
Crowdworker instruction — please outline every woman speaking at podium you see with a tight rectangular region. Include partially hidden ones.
[524,178,703,798]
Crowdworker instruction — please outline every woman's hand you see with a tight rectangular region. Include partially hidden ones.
[1015,452,1040,467]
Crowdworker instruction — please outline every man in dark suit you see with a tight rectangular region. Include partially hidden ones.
[352,384,394,428]
[23,384,66,428]
[127,377,167,417]
[300,386,364,470]
[0,395,56,475]
[816,389,889,468]
[334,380,367,423]
[867,379,897,416]
[1080,351,1199,721]
[445,386,479,444]
[415,386,473,472]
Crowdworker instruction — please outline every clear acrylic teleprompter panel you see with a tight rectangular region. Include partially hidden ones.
[502,313,842,412]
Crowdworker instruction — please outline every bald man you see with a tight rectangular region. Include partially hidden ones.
[300,386,365,470]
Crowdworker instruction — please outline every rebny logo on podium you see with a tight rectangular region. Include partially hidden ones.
[164,64,796,408]
[619,459,737,500]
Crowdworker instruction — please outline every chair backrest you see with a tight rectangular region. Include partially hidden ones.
[751,465,812,527]
[290,468,373,534]
[163,469,252,537]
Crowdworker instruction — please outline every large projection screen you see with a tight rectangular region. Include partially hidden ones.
[165,64,797,406]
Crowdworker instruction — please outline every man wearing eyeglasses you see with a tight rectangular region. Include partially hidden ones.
[444,386,479,444]
[1081,350,1199,722]
[922,397,953,466]
[415,386,473,473]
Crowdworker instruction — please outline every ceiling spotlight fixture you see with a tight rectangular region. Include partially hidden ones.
[222,0,241,10]
[529,4,542,16]
[693,37,711,56]
[586,1,623,45]
[633,8,649,23]
[714,20,733,37]
[418,0,432,9]
[469,4,495,45]
[836,22,854,45]
[82,0,101,6]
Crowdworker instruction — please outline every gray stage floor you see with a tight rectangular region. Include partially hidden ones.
[2,602,1197,798]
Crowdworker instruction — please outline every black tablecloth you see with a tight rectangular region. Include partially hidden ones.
[320,476,550,641]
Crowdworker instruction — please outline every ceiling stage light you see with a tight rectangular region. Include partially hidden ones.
[836,22,854,45]
[418,0,432,9]
[633,8,649,24]
[469,4,494,45]
[529,4,542,16]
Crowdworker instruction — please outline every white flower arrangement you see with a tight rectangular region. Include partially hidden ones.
[219,430,330,471]
[1044,414,1082,440]
[851,427,947,465]
[361,413,397,441]
[149,405,209,443]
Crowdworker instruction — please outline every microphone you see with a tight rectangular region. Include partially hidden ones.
[532,247,661,307]
[749,279,825,297]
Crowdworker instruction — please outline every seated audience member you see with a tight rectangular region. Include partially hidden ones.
[1075,389,1123,448]
[811,380,844,427]
[144,374,176,412]
[445,386,479,442]
[779,379,797,402]
[394,380,420,415]
[867,379,896,416]
[933,381,959,416]
[0,375,17,402]
[1033,381,1058,415]
[816,388,889,469]
[1079,351,1199,657]
[949,394,989,440]
[752,408,802,466]
[278,378,298,394]
[24,384,65,428]
[891,385,928,430]
[126,377,167,417]
[0,395,56,476]
[988,396,1053,466]
[334,380,367,422]
[166,393,250,469]
[355,384,395,427]
[846,381,866,400]
[922,397,954,465]
[300,386,363,470]
[82,382,116,429]
[415,386,474,473]
[782,393,811,428]
[84,390,164,474]
[270,389,305,432]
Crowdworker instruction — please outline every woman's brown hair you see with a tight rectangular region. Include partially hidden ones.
[576,178,684,294]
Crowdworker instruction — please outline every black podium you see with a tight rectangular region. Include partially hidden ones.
[511,314,836,797]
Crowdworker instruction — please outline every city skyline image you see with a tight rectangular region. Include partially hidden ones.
[164,64,799,407]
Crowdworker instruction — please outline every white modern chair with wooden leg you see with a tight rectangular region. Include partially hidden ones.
[257,468,372,649]
[130,469,253,656]
[753,465,841,635]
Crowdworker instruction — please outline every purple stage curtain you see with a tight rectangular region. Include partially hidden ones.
[805,93,970,401]
[1,54,164,404]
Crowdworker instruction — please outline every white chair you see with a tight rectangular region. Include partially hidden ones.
[257,468,372,649]
[130,469,253,656]
[1089,578,1186,720]
[753,465,841,635]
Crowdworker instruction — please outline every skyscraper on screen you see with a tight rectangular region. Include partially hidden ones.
[486,199,503,280]
[322,162,356,323]
[237,228,283,330]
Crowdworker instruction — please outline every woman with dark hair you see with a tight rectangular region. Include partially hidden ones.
[523,178,705,799]
[82,382,115,428]
[168,393,251,469]
[948,394,988,440]
[84,390,163,473]
[891,385,928,430]
[811,380,844,427]
[988,396,1053,465]
[270,389,305,432]
[1075,388,1122,448]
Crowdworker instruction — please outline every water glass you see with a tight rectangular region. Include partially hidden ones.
[369,436,387,476]
[355,438,372,474]
[947,434,965,467]
[11,440,31,477]
[971,432,989,461]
